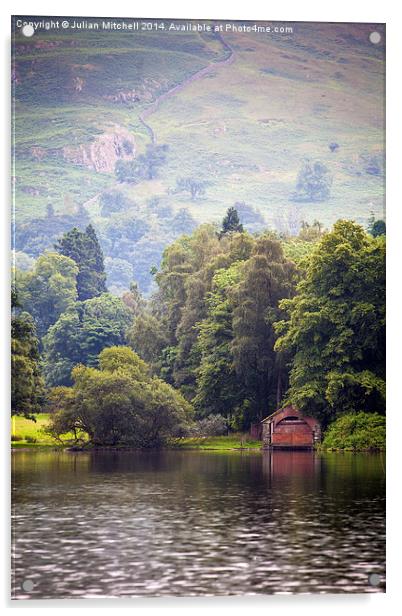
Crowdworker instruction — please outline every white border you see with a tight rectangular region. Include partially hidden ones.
[1,1,401,614]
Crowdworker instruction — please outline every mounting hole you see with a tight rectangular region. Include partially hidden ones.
[369,31,381,45]
[22,24,35,37]
[368,573,381,587]
[21,579,34,592]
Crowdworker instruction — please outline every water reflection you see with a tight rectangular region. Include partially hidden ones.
[11,450,385,598]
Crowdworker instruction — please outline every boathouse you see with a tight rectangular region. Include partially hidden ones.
[260,405,321,449]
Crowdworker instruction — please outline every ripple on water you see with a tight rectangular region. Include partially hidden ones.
[11,450,385,598]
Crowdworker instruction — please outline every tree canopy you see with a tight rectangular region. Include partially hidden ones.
[43,293,132,386]
[46,346,193,447]
[16,252,78,339]
[11,289,45,419]
[275,220,385,425]
[55,225,107,301]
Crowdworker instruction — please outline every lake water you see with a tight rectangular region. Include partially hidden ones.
[11,449,385,599]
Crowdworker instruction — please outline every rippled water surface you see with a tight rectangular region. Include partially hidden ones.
[12,450,385,598]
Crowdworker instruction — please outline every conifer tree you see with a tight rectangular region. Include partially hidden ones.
[219,207,243,238]
[55,225,107,300]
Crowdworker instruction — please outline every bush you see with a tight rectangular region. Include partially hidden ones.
[24,435,37,444]
[11,434,23,442]
[322,412,385,450]
[190,414,228,437]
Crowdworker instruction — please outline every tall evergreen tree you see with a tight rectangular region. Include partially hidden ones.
[55,225,107,301]
[219,207,243,238]
[194,263,245,425]
[231,236,296,425]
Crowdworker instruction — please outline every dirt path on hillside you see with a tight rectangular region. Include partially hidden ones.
[138,33,235,144]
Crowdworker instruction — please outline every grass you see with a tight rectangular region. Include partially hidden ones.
[11,413,70,448]
[11,415,262,450]
[172,434,262,451]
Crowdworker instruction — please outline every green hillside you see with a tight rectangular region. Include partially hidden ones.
[12,19,385,293]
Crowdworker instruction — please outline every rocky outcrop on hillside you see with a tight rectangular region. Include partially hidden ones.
[25,126,136,173]
[62,127,136,173]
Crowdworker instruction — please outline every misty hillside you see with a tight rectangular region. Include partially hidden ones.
[12,19,385,293]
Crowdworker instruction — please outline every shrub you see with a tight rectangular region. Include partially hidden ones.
[190,414,228,437]
[25,435,37,444]
[11,434,23,442]
[322,412,385,450]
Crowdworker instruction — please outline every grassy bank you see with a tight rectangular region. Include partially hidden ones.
[11,415,262,450]
[172,435,262,451]
[11,413,69,448]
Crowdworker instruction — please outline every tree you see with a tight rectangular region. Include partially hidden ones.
[121,282,146,316]
[231,236,296,426]
[100,190,132,216]
[11,289,45,419]
[115,158,147,184]
[219,207,244,237]
[299,220,325,242]
[234,201,266,231]
[55,225,107,301]
[143,144,169,180]
[194,263,245,424]
[156,225,234,396]
[46,346,193,447]
[115,144,168,183]
[171,209,198,235]
[127,313,169,372]
[16,252,78,338]
[43,293,133,386]
[275,220,385,426]
[368,212,386,237]
[14,207,90,258]
[175,177,208,201]
[291,160,332,202]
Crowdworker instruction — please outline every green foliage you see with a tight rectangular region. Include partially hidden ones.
[16,252,78,338]
[194,263,245,423]
[11,290,45,419]
[220,207,244,237]
[100,190,133,216]
[368,212,386,237]
[175,176,208,200]
[292,160,332,202]
[298,220,326,242]
[231,236,296,425]
[55,224,107,301]
[43,293,132,386]
[115,144,168,183]
[46,346,193,447]
[322,412,385,450]
[275,220,385,425]
[189,414,228,437]
[14,205,90,258]
[154,227,295,429]
[127,313,169,373]
[121,282,146,316]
